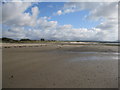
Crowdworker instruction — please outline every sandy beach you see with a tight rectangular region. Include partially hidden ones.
[2,43,118,88]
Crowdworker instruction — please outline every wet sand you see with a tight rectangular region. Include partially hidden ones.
[2,43,118,88]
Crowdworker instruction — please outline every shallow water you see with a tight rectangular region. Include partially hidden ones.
[78,52,119,55]
[69,52,119,62]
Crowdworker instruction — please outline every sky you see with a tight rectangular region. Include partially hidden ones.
[1,1,118,41]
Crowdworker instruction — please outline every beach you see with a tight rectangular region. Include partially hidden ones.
[2,43,118,88]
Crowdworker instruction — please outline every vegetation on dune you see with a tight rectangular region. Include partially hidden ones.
[1,37,120,46]
[1,37,19,43]
[20,39,31,41]
[1,37,57,43]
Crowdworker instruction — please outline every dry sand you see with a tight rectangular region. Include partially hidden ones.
[2,43,118,88]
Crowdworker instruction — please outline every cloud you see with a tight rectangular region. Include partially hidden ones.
[54,2,118,41]
[37,18,58,30]
[3,27,27,39]
[2,2,118,41]
[57,10,62,15]
[2,2,40,27]
[3,23,116,41]
[2,2,31,23]
[31,6,39,18]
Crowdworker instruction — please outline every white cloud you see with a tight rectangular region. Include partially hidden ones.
[42,16,51,20]
[2,2,118,41]
[55,2,118,41]
[37,18,58,30]
[3,23,116,41]
[3,27,27,39]
[31,6,39,18]
[57,10,62,15]
[2,2,31,23]
[2,3,39,27]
